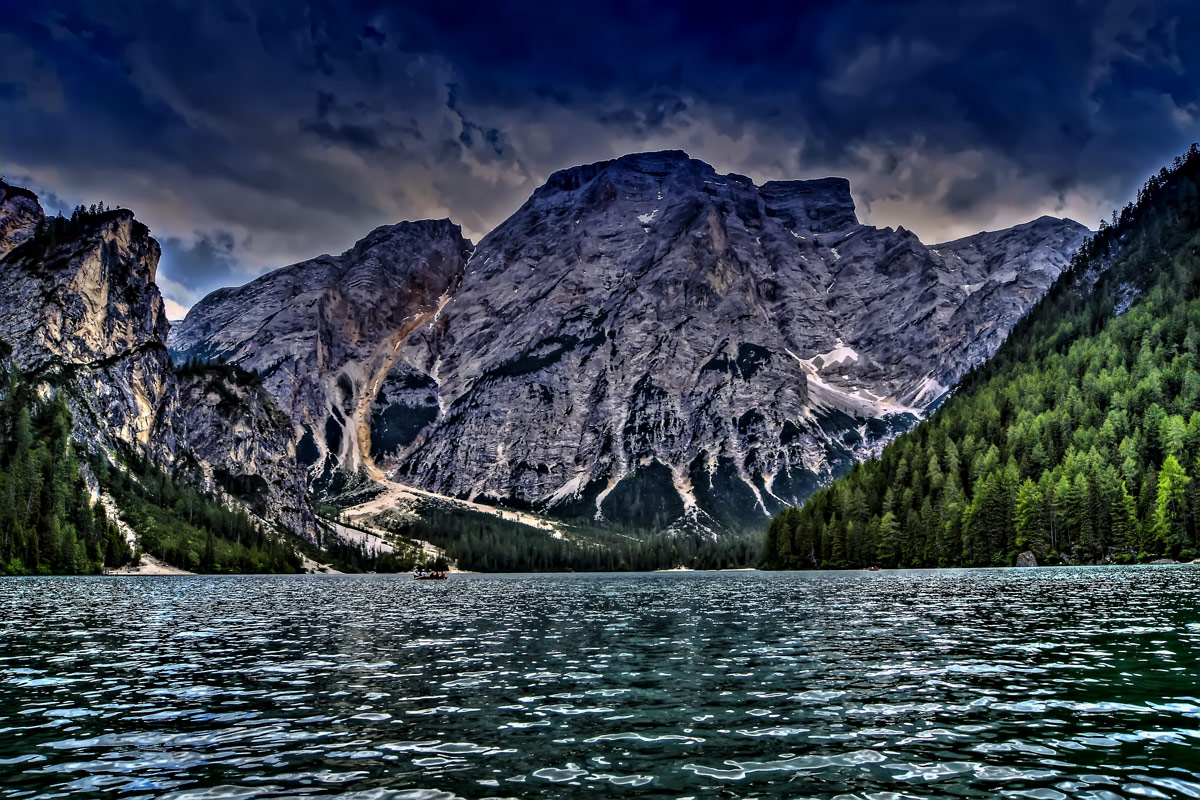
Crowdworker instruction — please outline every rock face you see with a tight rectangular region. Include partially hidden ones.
[167,368,312,536]
[0,182,43,258]
[173,151,1090,534]
[0,198,174,452]
[929,216,1091,393]
[0,181,314,539]
[1015,551,1038,568]
[168,220,472,487]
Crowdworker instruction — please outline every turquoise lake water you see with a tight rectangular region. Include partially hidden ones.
[1,568,1199,798]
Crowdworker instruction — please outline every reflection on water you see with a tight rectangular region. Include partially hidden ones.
[2,568,1199,798]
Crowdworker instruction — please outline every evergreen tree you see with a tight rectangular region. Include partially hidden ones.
[1153,455,1190,555]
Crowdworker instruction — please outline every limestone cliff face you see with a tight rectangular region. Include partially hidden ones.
[0,182,43,258]
[173,151,1090,534]
[929,216,1091,390]
[0,200,173,451]
[0,181,314,539]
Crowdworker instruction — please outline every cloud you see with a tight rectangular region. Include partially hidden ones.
[158,231,242,303]
[0,33,64,112]
[162,297,190,321]
[1,0,1198,313]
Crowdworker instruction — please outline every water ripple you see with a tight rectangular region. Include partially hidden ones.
[2,568,1199,797]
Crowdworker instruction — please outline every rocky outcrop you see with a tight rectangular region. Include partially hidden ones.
[0,182,43,258]
[929,216,1091,397]
[168,367,314,537]
[173,150,1090,535]
[1015,551,1038,567]
[0,182,315,540]
[0,201,173,451]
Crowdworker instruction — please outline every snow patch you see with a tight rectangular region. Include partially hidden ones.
[811,339,859,368]
[784,348,919,419]
[637,210,658,225]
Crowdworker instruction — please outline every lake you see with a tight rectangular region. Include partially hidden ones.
[2,568,1199,798]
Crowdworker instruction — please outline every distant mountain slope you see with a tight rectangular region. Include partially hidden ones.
[764,144,1200,569]
[174,150,1088,534]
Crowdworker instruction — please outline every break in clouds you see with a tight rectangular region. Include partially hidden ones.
[2,0,1197,315]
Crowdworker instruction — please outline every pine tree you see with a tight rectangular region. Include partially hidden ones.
[1014,478,1048,557]
[876,511,899,567]
[1153,455,1190,555]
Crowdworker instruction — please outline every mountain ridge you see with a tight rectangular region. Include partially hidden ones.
[172,150,1090,535]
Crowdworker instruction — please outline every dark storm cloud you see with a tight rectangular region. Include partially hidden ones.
[158,231,242,306]
[1,0,1197,315]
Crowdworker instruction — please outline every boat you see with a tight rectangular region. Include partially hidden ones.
[414,570,448,580]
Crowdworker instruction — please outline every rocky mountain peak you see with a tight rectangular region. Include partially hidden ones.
[539,149,702,194]
[0,180,46,259]
[532,150,858,234]
[347,217,471,261]
[0,181,316,541]
[0,203,166,372]
[759,177,857,233]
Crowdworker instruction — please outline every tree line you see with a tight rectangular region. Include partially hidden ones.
[0,344,304,574]
[92,449,302,574]
[379,504,761,572]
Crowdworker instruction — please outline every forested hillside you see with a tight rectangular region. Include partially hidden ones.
[0,351,301,575]
[764,144,1200,570]
[0,353,131,573]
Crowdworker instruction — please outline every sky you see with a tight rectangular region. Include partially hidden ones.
[2,1,1198,319]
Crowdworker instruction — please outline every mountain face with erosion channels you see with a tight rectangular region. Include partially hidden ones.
[0,180,314,545]
[169,220,471,492]
[173,151,1088,535]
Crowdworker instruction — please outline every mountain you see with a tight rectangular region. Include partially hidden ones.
[0,182,315,572]
[174,150,1088,535]
[167,219,472,491]
[763,144,1200,569]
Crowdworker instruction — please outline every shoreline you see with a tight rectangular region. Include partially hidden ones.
[7,560,1194,579]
